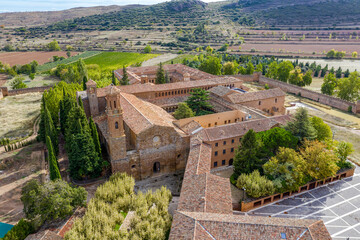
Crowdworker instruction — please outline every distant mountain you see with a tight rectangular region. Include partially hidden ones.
[9,0,360,31]
[0,4,144,27]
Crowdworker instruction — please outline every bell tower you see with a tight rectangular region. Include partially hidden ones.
[106,86,127,161]
[86,80,99,116]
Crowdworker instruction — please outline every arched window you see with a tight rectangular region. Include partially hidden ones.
[115,122,119,129]
[153,162,160,173]
[114,101,116,108]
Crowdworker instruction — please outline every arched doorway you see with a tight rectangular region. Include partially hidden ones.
[153,162,160,173]
[229,159,233,166]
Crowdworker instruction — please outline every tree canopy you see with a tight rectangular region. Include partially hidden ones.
[173,102,195,119]
[185,88,213,116]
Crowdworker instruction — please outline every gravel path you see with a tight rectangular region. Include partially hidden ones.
[142,53,178,66]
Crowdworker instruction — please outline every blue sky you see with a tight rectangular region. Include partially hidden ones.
[0,0,223,13]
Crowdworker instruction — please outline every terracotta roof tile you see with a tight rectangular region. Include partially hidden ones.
[227,88,286,104]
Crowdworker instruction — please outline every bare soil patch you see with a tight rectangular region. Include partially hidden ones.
[0,51,79,66]
[0,143,46,224]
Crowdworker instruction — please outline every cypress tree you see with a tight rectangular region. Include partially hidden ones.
[38,95,46,142]
[89,117,102,157]
[44,106,59,156]
[155,62,166,84]
[112,71,117,86]
[46,136,61,181]
[78,97,84,109]
[82,76,88,90]
[121,66,129,85]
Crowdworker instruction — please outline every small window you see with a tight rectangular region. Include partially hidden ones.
[114,101,116,108]
[229,159,233,166]
[259,101,261,106]
[281,233,286,239]
[215,143,218,147]
[208,123,211,127]
[215,122,217,126]
[222,160,226,166]
[177,154,181,158]
[231,139,234,144]
[115,122,119,129]
[223,149,226,154]
[228,120,231,123]
[224,120,227,124]
[215,151,218,156]
[214,162,218,167]
[275,98,278,103]
[131,165,136,169]
[231,148,234,153]
[223,141,227,145]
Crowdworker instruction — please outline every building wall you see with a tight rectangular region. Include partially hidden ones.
[239,96,286,116]
[175,110,247,129]
[259,76,360,113]
[206,137,241,168]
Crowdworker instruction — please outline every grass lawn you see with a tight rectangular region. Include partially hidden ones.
[84,52,159,70]
[0,92,42,139]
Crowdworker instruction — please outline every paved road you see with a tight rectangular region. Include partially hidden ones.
[247,167,360,240]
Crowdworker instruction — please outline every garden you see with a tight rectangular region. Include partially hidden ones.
[231,108,355,203]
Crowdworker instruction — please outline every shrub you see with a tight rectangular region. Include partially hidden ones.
[236,170,275,198]
[2,218,35,240]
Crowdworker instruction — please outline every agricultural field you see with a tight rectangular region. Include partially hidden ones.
[83,52,159,69]
[0,51,79,66]
[0,92,42,139]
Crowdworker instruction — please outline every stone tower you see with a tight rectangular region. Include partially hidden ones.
[86,80,99,117]
[106,86,127,162]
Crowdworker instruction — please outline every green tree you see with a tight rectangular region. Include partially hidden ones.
[337,71,360,101]
[218,43,229,52]
[44,105,59,155]
[47,39,61,51]
[257,127,298,157]
[265,61,278,79]
[233,129,262,177]
[155,62,166,84]
[21,179,87,225]
[263,147,307,192]
[277,61,294,82]
[199,56,222,75]
[11,76,27,89]
[310,116,332,141]
[321,73,337,95]
[336,141,354,162]
[77,58,88,83]
[223,61,238,75]
[289,67,305,86]
[46,136,62,181]
[352,51,358,58]
[30,60,38,73]
[303,70,313,86]
[1,218,35,240]
[121,66,129,85]
[144,45,152,53]
[255,63,263,73]
[185,88,213,116]
[205,46,213,53]
[326,49,336,59]
[246,62,255,75]
[82,76,88,90]
[285,108,317,141]
[236,170,275,198]
[89,117,102,158]
[173,102,195,119]
[336,67,343,78]
[301,140,339,180]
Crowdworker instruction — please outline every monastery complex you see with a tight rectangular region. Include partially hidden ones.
[77,64,331,239]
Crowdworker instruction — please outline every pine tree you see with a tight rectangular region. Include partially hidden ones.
[89,117,102,157]
[285,107,317,141]
[121,66,129,85]
[185,88,213,116]
[155,62,166,84]
[46,136,61,181]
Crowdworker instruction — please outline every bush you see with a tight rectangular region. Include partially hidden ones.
[236,170,275,198]
[2,218,35,240]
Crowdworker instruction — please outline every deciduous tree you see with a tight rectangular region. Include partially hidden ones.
[173,102,195,119]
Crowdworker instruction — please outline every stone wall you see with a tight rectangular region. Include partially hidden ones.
[258,76,360,113]
[1,86,51,96]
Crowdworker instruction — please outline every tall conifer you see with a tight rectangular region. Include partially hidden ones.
[46,136,61,181]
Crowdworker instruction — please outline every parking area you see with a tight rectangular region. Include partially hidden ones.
[247,167,360,240]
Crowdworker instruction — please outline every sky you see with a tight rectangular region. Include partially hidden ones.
[0,0,224,13]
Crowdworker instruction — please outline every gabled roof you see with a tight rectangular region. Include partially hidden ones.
[198,115,291,142]
[226,88,286,104]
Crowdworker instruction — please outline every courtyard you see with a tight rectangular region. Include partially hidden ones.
[246,166,360,240]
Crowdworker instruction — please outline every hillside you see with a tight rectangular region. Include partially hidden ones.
[0,4,144,27]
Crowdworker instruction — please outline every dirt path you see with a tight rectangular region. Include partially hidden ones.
[142,53,178,66]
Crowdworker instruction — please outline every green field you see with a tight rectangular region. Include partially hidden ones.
[37,51,101,72]
[83,52,159,70]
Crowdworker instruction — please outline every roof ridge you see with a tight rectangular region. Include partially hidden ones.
[121,93,153,127]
